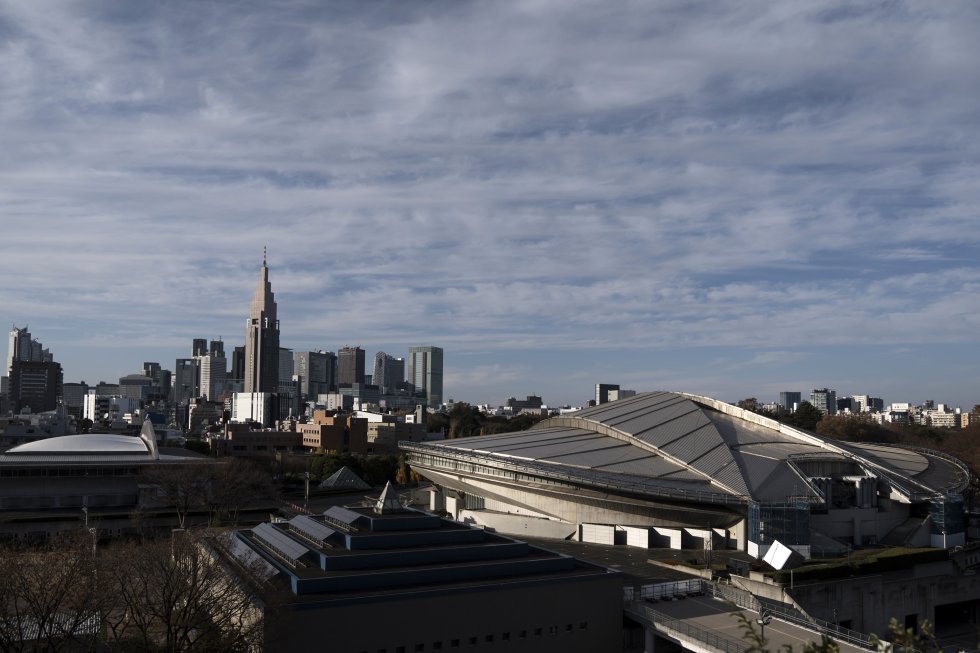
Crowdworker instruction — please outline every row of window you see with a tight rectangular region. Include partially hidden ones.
[356,622,589,653]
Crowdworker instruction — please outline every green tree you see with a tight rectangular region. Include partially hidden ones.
[786,401,823,431]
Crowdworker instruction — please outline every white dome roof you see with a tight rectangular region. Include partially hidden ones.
[7,433,151,455]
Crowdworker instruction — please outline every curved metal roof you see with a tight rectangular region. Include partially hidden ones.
[413,392,971,504]
[6,433,150,455]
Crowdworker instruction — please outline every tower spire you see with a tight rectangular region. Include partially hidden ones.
[263,246,267,267]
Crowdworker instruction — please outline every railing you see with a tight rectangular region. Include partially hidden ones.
[625,603,748,653]
[706,580,876,650]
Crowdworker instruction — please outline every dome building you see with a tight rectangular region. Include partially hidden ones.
[402,392,970,558]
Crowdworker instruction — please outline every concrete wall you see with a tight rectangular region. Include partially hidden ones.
[457,510,577,540]
[270,571,623,653]
[579,523,616,545]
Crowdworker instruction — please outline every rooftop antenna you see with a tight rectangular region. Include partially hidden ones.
[263,246,267,266]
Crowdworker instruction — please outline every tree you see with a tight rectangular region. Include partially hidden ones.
[0,532,111,653]
[208,458,279,526]
[815,413,895,443]
[106,535,267,652]
[141,464,212,529]
[786,401,823,431]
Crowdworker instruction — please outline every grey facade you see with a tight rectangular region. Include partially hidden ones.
[244,257,280,394]
[408,345,443,407]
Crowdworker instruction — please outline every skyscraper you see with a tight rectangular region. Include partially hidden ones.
[372,352,405,394]
[244,253,280,394]
[6,326,61,413]
[408,346,443,407]
[338,346,365,386]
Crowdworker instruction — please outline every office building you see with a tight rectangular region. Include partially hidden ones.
[6,326,60,413]
[595,383,619,405]
[337,346,365,386]
[231,346,246,382]
[8,359,63,414]
[408,345,443,407]
[172,358,199,406]
[198,347,227,401]
[810,388,837,415]
[294,351,335,401]
[244,254,280,394]
[372,351,404,393]
[778,391,801,412]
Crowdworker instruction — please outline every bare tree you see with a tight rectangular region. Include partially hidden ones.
[208,458,279,527]
[0,532,110,653]
[105,534,267,652]
[141,464,212,529]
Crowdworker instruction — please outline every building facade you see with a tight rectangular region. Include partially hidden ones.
[408,345,443,407]
[244,256,280,394]
[337,346,365,386]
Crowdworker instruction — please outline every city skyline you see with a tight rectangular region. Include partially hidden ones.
[1,3,979,408]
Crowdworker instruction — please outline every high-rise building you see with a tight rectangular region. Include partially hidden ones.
[199,347,227,401]
[172,358,199,406]
[338,346,365,386]
[595,383,619,405]
[810,388,837,416]
[778,391,802,412]
[372,352,405,394]
[408,346,443,407]
[6,326,60,413]
[244,254,280,394]
[294,350,336,401]
[192,338,208,357]
[9,359,63,413]
[231,346,246,382]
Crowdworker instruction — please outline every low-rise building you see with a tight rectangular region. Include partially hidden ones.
[219,485,623,652]
[298,410,367,454]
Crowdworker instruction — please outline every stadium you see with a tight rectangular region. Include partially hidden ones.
[402,392,971,558]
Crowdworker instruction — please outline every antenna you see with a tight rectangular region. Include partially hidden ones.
[263,246,267,266]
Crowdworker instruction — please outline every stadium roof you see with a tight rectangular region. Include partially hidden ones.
[405,392,971,505]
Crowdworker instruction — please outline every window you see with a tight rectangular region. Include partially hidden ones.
[566,624,573,632]
[519,630,527,639]
[468,636,477,645]
[533,628,542,637]
[433,643,442,651]
[579,622,588,630]
[415,645,424,652]
[450,641,460,649]
[502,632,510,641]
[485,634,493,643]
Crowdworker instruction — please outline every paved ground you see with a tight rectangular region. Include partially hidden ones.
[635,595,871,653]
[523,536,699,586]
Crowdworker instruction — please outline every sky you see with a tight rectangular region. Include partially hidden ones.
[1,1,979,409]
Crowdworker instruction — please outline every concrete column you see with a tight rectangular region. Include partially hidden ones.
[644,626,656,653]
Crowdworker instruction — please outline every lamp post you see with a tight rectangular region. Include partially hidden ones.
[88,527,97,557]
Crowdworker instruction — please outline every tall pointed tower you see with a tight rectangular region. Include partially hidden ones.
[244,250,280,393]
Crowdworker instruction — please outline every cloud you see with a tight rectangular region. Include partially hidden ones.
[1,1,979,407]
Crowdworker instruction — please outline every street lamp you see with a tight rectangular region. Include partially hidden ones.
[88,527,97,557]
